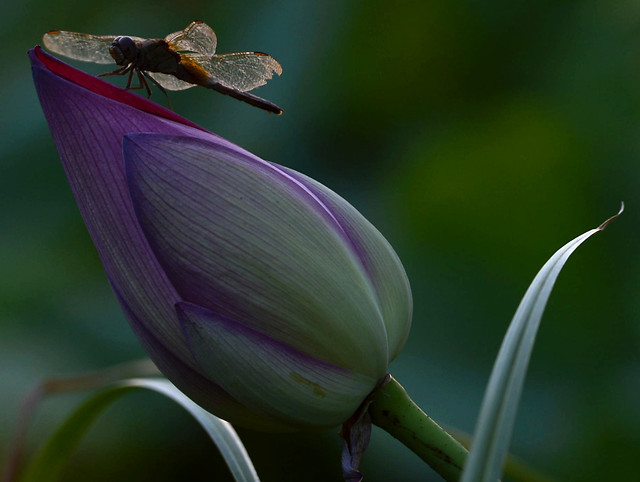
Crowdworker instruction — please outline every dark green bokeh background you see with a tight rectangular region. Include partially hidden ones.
[1,1,639,480]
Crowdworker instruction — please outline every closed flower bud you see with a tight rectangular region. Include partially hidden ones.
[30,47,412,430]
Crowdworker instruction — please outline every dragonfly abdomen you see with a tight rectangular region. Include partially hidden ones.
[203,80,283,115]
[175,58,214,86]
[167,59,282,114]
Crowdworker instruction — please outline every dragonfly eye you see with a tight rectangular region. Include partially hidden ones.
[109,36,137,65]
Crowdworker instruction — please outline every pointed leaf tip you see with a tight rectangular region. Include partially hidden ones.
[597,202,624,231]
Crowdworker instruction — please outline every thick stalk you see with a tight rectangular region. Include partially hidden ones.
[369,375,468,481]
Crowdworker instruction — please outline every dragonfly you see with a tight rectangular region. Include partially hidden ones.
[42,21,283,114]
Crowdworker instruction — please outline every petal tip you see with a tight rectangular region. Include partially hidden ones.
[29,45,206,132]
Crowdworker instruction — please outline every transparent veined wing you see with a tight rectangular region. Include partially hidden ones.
[198,52,283,92]
[165,21,217,58]
[42,31,141,64]
[147,72,197,91]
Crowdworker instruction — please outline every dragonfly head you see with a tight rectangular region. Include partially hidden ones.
[109,36,138,66]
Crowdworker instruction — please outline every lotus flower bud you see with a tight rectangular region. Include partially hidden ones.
[30,47,412,431]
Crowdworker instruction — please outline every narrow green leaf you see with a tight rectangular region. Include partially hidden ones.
[19,385,135,482]
[20,378,259,482]
[461,205,623,482]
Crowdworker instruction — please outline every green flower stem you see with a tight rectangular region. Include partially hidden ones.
[369,375,468,481]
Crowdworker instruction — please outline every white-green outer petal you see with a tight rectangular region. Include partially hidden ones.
[281,167,413,361]
[178,302,377,428]
[124,133,391,377]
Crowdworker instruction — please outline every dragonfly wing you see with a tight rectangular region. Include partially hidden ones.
[43,31,118,64]
[147,72,196,91]
[199,52,283,92]
[165,21,217,57]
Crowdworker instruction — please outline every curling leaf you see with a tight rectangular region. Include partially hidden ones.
[20,378,259,482]
[461,205,623,482]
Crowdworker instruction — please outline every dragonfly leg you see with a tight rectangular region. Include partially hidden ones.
[141,71,174,110]
[125,68,136,89]
[98,64,132,78]
[137,71,153,99]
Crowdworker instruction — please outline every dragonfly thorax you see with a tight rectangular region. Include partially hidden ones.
[109,36,138,66]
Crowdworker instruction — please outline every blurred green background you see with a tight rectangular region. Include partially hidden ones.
[1,1,639,480]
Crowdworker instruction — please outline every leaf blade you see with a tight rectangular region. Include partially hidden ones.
[20,378,259,482]
[461,205,622,482]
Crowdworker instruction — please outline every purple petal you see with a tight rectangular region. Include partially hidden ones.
[177,301,377,428]
[31,48,186,362]
[124,133,389,378]
[30,48,237,364]
[30,46,204,129]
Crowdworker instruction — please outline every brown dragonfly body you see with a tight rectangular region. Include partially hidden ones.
[43,22,283,114]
